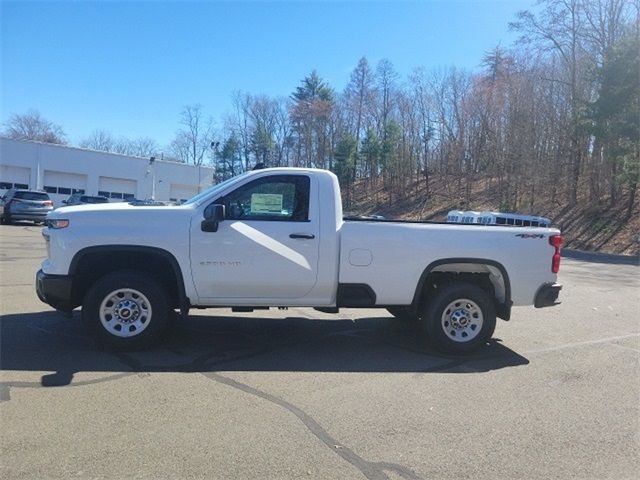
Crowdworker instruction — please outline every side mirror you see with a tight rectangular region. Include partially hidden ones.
[62,200,68,205]
[201,204,225,232]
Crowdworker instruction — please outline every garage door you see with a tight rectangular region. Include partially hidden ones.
[43,171,88,206]
[0,165,31,191]
[98,176,137,201]
[170,184,198,203]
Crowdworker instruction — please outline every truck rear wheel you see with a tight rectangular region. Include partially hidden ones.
[422,282,496,354]
[82,271,169,349]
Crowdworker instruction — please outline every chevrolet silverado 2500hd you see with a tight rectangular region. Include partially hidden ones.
[36,168,562,353]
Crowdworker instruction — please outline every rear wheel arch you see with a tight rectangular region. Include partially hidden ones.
[412,258,511,320]
[69,246,188,310]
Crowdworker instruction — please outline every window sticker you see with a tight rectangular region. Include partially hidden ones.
[251,193,283,214]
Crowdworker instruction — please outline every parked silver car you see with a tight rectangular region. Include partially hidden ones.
[63,194,109,206]
[0,189,54,224]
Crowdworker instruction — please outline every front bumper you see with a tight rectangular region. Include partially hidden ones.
[36,269,74,312]
[534,283,562,308]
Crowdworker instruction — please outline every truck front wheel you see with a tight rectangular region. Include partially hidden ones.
[82,271,169,349]
[422,283,496,354]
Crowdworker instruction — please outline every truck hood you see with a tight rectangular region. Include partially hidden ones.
[52,201,184,216]
[48,201,195,227]
[53,202,167,214]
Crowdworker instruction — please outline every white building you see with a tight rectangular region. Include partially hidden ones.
[0,137,216,206]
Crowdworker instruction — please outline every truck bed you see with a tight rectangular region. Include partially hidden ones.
[339,219,559,306]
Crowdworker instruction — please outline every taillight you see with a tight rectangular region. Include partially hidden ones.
[549,235,562,273]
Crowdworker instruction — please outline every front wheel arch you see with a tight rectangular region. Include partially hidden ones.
[69,245,188,311]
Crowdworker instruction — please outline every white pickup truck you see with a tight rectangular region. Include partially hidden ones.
[36,167,562,353]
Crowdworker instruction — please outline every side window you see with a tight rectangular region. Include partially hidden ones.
[217,175,310,222]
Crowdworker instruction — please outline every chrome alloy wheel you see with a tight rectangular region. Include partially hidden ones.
[99,288,153,338]
[440,298,483,342]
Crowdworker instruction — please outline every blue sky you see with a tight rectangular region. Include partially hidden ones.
[2,0,532,147]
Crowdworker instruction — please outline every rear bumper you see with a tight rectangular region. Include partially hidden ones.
[9,212,50,221]
[534,283,562,308]
[36,269,74,312]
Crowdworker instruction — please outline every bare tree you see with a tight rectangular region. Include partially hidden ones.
[3,110,66,144]
[81,130,158,158]
[410,67,436,194]
[511,0,589,203]
[80,129,115,151]
[230,92,254,171]
[344,57,375,177]
[170,104,214,165]
[273,97,292,167]
[374,59,398,135]
[249,95,278,165]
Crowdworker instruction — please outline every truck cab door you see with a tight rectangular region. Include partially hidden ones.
[190,174,320,302]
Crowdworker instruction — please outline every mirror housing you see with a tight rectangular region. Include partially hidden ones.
[201,204,225,232]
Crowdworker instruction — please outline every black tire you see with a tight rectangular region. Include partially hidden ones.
[82,270,170,349]
[422,282,496,354]
[387,306,418,322]
[1,213,11,225]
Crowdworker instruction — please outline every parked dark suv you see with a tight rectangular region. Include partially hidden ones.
[0,189,54,224]
[63,194,110,206]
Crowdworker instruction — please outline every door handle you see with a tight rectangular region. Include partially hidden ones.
[289,233,315,239]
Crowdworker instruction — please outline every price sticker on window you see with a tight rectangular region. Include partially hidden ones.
[251,193,283,214]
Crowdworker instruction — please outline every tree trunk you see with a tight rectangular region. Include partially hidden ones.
[625,180,638,220]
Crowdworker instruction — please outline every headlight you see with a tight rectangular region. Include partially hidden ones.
[47,219,70,229]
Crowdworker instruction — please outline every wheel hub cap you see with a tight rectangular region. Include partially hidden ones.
[115,300,139,322]
[451,309,470,328]
[99,288,152,338]
[441,298,484,343]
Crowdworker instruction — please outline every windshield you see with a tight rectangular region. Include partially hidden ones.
[182,172,252,205]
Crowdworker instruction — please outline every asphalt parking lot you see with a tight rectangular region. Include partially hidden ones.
[1,223,638,480]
